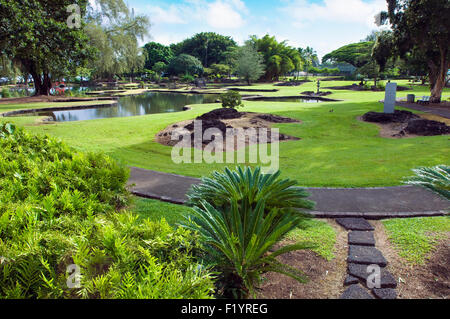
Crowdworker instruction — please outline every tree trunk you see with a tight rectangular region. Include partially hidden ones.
[428,46,448,103]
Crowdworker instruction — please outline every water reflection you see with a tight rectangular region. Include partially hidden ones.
[36,92,219,122]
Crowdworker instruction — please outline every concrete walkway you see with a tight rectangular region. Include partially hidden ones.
[128,167,449,219]
[396,101,450,119]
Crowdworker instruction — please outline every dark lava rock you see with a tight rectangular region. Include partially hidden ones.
[402,119,450,136]
[344,275,359,286]
[373,288,397,299]
[340,284,374,299]
[196,108,244,121]
[256,114,298,123]
[336,218,374,231]
[362,110,420,123]
[185,119,227,136]
[348,245,387,267]
[348,231,376,246]
[348,263,397,288]
[275,81,310,87]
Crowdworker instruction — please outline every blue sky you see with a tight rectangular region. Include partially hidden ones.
[127,0,388,59]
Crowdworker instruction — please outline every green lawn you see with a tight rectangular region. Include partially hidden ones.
[1,79,449,187]
[382,216,450,265]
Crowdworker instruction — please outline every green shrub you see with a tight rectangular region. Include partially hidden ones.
[184,167,315,298]
[0,125,216,299]
[181,74,195,83]
[220,91,244,109]
[1,87,11,98]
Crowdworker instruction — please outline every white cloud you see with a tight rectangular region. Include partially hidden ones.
[282,0,386,28]
[144,0,247,29]
[206,1,246,29]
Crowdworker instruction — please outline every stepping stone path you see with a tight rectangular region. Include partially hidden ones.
[337,218,398,299]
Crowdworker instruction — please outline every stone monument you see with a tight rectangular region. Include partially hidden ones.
[384,82,397,114]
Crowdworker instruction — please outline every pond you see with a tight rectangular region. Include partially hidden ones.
[33,92,220,122]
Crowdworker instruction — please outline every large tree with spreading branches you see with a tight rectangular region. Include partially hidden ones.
[380,0,449,103]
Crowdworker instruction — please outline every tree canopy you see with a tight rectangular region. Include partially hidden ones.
[380,0,450,102]
[170,32,237,68]
[234,43,265,85]
[322,42,374,67]
[143,42,174,70]
[167,54,203,76]
[250,35,302,81]
[0,0,92,95]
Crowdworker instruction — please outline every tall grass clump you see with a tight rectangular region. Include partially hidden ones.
[0,123,215,299]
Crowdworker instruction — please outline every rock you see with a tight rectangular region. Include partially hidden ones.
[373,288,397,299]
[340,284,374,299]
[196,108,243,121]
[256,114,298,123]
[336,218,374,231]
[348,263,397,288]
[344,275,359,286]
[348,245,387,267]
[361,110,420,123]
[402,119,450,136]
[348,231,376,246]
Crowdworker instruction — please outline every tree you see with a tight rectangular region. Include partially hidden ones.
[85,1,150,81]
[143,42,174,70]
[380,0,450,103]
[152,61,167,75]
[170,32,237,68]
[167,54,203,76]
[234,43,265,85]
[0,0,92,95]
[298,46,319,70]
[210,64,231,79]
[250,35,302,81]
[322,42,374,68]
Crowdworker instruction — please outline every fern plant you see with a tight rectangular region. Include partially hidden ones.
[404,165,450,200]
[183,167,316,298]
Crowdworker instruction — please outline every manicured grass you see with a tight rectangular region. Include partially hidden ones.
[382,216,450,265]
[130,197,194,226]
[286,218,337,261]
[2,80,449,187]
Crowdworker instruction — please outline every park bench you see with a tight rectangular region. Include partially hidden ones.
[417,96,430,104]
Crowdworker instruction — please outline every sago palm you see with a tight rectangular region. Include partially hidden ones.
[187,166,315,214]
[183,167,316,298]
[404,165,450,200]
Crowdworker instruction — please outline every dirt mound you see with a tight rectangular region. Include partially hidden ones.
[402,119,450,136]
[184,119,227,135]
[196,108,244,121]
[156,112,301,150]
[275,80,311,87]
[362,110,420,123]
[256,114,299,123]
[325,84,411,91]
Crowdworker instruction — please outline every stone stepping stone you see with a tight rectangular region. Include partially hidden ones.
[348,245,387,266]
[344,275,359,286]
[373,288,397,299]
[336,218,374,231]
[348,231,375,246]
[340,284,374,299]
[348,263,397,288]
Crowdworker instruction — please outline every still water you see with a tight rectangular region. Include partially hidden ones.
[36,92,219,122]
